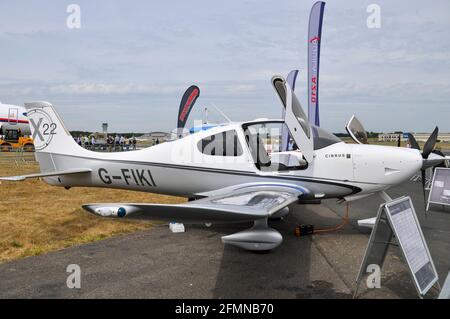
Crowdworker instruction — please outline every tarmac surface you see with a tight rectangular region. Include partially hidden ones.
[0,180,449,299]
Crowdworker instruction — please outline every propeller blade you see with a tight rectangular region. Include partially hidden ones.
[422,152,446,169]
[422,126,439,159]
[407,133,420,150]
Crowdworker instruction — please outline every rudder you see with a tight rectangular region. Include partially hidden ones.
[25,101,82,155]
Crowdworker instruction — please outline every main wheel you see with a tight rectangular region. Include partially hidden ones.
[0,143,12,152]
[23,144,35,152]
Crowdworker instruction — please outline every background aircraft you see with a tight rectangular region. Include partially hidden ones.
[0,102,33,151]
[0,102,30,135]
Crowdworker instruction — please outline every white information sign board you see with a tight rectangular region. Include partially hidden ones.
[427,168,450,211]
[384,197,438,295]
[439,271,450,299]
[355,196,439,298]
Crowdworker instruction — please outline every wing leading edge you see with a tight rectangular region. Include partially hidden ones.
[83,183,306,223]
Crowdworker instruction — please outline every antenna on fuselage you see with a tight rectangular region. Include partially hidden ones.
[210,103,232,123]
[203,107,208,124]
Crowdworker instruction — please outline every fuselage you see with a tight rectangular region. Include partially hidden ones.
[41,119,423,201]
[0,103,30,135]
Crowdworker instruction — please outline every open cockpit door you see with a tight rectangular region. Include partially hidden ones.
[346,115,368,144]
[272,75,287,108]
[271,76,314,162]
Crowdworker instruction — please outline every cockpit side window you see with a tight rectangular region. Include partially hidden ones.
[197,130,243,156]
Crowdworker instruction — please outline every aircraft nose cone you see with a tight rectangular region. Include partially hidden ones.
[399,148,423,180]
[351,144,422,186]
[380,147,422,185]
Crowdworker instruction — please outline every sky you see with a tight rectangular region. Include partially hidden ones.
[0,0,449,133]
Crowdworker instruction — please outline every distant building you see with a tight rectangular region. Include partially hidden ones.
[137,131,171,144]
[413,133,450,142]
[378,132,450,143]
[378,133,407,142]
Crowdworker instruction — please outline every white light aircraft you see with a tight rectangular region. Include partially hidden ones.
[1,77,445,251]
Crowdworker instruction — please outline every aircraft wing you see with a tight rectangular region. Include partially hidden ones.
[0,168,92,181]
[83,183,306,223]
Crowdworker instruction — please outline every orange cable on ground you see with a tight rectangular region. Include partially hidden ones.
[313,202,350,234]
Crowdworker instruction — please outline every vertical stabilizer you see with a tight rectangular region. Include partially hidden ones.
[25,101,83,156]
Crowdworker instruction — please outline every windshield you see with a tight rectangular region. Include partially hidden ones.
[311,126,342,150]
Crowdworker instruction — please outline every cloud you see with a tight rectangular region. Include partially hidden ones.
[48,83,182,95]
[0,0,449,133]
[0,81,260,97]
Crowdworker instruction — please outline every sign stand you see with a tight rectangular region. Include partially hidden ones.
[354,196,440,299]
[438,271,450,299]
[426,168,450,212]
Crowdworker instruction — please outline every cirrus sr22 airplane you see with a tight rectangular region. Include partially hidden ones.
[1,76,445,251]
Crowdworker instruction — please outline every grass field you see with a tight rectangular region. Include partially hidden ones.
[0,153,184,263]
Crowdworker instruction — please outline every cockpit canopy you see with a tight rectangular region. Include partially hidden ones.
[242,120,341,150]
[241,120,342,170]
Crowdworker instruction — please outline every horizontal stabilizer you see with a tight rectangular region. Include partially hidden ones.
[0,168,91,181]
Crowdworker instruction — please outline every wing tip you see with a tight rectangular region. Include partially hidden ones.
[0,176,26,181]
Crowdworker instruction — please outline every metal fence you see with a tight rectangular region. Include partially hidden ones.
[0,143,144,167]
[81,143,139,152]
[0,148,37,167]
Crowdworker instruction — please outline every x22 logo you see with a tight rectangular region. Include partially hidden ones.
[27,108,57,150]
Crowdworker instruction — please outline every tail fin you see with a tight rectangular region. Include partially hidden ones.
[25,101,82,155]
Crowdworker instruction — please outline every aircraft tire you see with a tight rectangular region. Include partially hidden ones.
[23,143,35,152]
[0,143,11,152]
